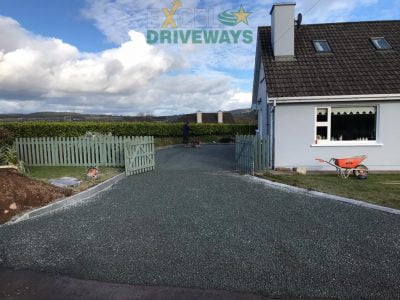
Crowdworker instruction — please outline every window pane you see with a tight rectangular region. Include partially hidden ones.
[317,127,328,140]
[371,38,392,50]
[317,108,328,122]
[314,40,331,52]
[321,42,330,52]
[315,42,323,52]
[331,107,376,141]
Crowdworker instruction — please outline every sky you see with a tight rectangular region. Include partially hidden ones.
[0,0,399,116]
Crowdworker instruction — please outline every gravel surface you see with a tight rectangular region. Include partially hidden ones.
[1,145,400,299]
[0,267,270,300]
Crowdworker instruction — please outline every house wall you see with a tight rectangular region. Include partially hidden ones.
[257,61,268,139]
[274,101,400,171]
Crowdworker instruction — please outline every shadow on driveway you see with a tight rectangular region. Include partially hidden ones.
[0,267,271,300]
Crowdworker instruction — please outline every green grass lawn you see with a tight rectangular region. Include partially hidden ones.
[260,173,400,209]
[27,166,123,192]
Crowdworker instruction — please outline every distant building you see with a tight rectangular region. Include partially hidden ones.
[176,111,235,124]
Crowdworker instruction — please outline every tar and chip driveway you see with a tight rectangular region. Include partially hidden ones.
[1,145,400,299]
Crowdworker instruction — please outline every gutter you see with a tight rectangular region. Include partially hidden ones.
[268,94,400,104]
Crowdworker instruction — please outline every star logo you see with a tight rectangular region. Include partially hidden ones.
[218,5,252,26]
[233,5,251,25]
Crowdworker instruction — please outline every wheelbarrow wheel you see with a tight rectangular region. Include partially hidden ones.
[353,164,368,177]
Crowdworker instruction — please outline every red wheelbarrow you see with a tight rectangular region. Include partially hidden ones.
[316,155,368,178]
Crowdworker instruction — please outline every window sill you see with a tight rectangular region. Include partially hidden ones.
[311,142,383,147]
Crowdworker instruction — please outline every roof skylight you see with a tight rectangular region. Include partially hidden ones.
[370,37,392,50]
[313,40,331,53]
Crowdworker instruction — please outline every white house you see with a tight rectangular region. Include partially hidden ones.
[252,2,400,171]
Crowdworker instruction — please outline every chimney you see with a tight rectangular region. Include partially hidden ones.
[270,2,296,60]
[217,111,223,124]
[196,111,202,123]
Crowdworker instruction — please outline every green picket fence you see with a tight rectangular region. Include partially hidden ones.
[235,135,268,175]
[14,136,153,167]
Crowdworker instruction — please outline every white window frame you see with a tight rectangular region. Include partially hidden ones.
[315,107,331,143]
[313,105,381,147]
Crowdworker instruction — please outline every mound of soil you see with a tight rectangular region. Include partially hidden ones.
[0,169,69,224]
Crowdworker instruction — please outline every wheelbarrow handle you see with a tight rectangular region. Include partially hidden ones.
[315,158,325,163]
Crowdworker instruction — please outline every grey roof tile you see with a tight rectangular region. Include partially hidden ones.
[258,21,400,98]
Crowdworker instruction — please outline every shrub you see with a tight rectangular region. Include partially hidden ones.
[0,127,14,146]
[0,145,25,173]
[0,122,256,138]
[0,145,18,165]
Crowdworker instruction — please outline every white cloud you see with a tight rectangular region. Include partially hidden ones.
[221,91,252,111]
[2,0,393,115]
[0,16,249,115]
[0,18,174,96]
[296,0,379,24]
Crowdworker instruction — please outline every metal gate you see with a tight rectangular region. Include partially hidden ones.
[235,135,268,175]
[124,136,155,176]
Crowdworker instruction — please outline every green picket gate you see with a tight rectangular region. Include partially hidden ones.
[124,136,155,176]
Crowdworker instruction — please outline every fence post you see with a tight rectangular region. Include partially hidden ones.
[14,138,20,162]
[235,135,238,171]
[43,137,48,166]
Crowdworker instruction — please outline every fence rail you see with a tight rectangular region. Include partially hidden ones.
[235,135,268,175]
[14,136,153,167]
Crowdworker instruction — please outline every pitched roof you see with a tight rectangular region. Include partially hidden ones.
[258,21,400,98]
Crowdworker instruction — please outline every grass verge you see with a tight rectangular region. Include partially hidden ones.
[260,173,400,209]
[27,166,123,193]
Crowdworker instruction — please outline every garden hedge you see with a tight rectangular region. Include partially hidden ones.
[0,122,256,138]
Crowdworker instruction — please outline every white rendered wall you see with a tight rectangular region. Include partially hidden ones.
[274,102,400,171]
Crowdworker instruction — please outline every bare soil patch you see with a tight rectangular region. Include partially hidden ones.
[0,169,69,224]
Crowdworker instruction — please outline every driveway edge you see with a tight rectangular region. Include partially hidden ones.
[247,175,400,215]
[4,172,126,226]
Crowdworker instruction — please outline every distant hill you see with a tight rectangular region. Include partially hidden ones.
[228,109,257,124]
[229,108,252,115]
[0,108,257,124]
